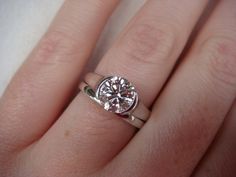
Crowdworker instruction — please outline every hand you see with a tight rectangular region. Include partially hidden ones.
[0,0,236,177]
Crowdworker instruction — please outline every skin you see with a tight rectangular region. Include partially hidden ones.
[0,0,236,177]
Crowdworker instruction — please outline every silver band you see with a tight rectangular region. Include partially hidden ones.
[79,73,150,129]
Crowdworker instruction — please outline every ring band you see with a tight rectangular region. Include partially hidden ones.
[79,73,150,129]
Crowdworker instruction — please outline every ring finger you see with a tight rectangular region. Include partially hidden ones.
[30,0,209,175]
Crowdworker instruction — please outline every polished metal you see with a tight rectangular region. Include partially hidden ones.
[80,74,150,128]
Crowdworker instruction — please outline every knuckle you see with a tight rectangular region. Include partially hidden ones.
[33,30,79,64]
[200,36,236,90]
[121,22,175,65]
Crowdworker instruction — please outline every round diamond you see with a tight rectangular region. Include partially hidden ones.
[96,76,137,114]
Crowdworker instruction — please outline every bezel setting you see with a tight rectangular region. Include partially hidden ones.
[95,76,138,115]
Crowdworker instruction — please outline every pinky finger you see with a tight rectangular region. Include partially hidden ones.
[192,101,236,177]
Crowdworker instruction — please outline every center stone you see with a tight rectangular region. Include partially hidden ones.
[96,76,137,114]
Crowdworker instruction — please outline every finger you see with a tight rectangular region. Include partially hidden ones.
[0,0,119,152]
[33,0,209,175]
[192,101,236,177]
[104,0,236,176]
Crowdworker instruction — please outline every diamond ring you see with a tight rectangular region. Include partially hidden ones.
[79,73,150,128]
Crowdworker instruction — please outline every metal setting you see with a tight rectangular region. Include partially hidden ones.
[80,74,150,129]
[96,76,138,115]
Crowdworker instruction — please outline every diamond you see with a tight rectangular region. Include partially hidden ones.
[96,76,137,114]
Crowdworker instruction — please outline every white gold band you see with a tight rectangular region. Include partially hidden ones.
[79,73,150,129]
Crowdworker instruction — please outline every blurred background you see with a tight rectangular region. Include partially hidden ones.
[0,0,146,95]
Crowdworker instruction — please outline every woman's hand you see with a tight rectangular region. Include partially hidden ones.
[0,0,236,177]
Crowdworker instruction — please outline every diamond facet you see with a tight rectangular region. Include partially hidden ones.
[96,76,137,114]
